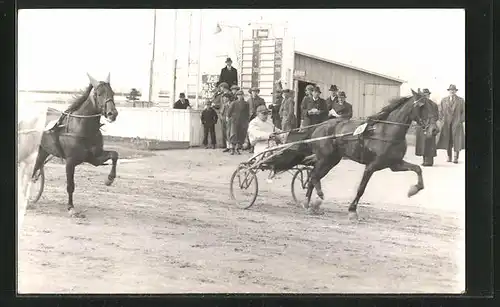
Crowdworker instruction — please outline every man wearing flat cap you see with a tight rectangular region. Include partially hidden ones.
[230,85,240,97]
[414,88,438,166]
[325,85,339,114]
[227,90,250,155]
[279,89,296,131]
[248,87,266,121]
[217,57,238,88]
[436,84,465,163]
[247,105,285,157]
[220,92,234,152]
[328,91,353,120]
[268,89,283,129]
[300,84,315,128]
[302,86,328,127]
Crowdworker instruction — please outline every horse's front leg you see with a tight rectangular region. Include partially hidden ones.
[65,159,85,218]
[389,160,424,197]
[86,150,119,186]
[348,162,384,220]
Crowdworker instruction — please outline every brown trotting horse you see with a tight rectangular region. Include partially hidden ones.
[304,89,440,220]
[31,73,119,218]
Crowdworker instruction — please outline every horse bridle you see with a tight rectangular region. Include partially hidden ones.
[62,84,115,119]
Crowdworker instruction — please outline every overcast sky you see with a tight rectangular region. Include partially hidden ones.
[18,9,464,101]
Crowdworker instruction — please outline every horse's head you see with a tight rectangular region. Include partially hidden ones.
[410,89,439,137]
[87,73,118,122]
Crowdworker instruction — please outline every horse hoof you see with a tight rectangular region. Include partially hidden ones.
[68,209,86,219]
[348,211,359,221]
[104,178,114,186]
[317,192,325,200]
[302,200,310,209]
[407,185,421,197]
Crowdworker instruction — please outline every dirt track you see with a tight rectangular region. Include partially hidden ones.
[18,145,465,293]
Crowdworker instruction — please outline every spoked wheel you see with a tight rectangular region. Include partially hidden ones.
[28,167,45,204]
[291,167,312,206]
[230,165,259,209]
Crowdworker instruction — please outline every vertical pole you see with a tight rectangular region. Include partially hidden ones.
[148,9,157,104]
[171,9,178,108]
[195,9,202,109]
[187,11,193,103]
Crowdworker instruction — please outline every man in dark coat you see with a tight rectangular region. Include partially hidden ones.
[217,57,238,88]
[325,84,339,114]
[268,90,283,129]
[248,87,266,121]
[302,86,328,127]
[173,93,191,109]
[328,91,353,119]
[279,89,296,131]
[300,84,315,127]
[227,90,250,155]
[201,100,218,149]
[415,89,438,166]
[436,84,465,163]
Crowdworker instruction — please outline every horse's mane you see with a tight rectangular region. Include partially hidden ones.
[367,96,412,121]
[67,84,93,112]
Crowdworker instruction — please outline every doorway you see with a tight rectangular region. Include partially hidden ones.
[295,80,316,127]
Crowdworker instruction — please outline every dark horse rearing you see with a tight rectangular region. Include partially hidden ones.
[31,73,119,218]
[305,89,439,220]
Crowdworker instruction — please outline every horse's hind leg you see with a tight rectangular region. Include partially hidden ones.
[389,160,424,197]
[86,150,119,186]
[31,146,49,178]
[304,155,342,214]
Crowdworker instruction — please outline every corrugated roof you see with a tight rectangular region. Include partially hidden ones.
[294,51,406,84]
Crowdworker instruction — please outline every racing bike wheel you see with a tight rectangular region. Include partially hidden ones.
[28,167,45,204]
[291,167,312,206]
[230,165,259,209]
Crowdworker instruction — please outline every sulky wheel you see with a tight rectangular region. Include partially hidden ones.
[229,165,259,209]
[291,167,312,206]
[28,167,45,204]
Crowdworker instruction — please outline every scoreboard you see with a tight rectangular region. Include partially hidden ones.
[241,30,284,105]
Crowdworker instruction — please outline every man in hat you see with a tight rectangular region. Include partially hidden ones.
[248,87,266,121]
[173,93,191,109]
[200,100,218,149]
[279,89,297,131]
[268,89,283,129]
[227,90,250,155]
[247,105,286,157]
[220,92,233,152]
[328,91,353,120]
[230,84,240,97]
[436,84,465,163]
[300,84,315,128]
[415,88,438,166]
[217,57,238,88]
[212,82,230,111]
[325,85,339,113]
[302,86,328,127]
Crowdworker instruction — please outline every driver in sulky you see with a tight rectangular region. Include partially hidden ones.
[247,105,286,158]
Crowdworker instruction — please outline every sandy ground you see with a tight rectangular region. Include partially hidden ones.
[18,144,465,294]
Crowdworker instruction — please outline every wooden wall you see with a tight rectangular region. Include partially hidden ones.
[293,53,402,118]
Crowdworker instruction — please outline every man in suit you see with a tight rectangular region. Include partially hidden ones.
[415,89,438,166]
[279,89,296,131]
[436,84,465,163]
[217,57,238,88]
[328,91,353,120]
[248,87,266,121]
[325,84,339,113]
[302,86,328,127]
[173,93,191,109]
